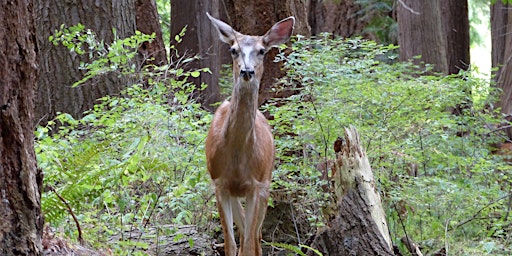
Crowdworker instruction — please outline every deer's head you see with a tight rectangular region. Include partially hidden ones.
[207,13,295,88]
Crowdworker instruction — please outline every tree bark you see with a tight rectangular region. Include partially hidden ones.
[398,0,448,74]
[308,0,369,38]
[308,127,393,256]
[136,0,168,66]
[34,0,137,125]
[223,0,311,105]
[398,0,469,75]
[0,0,43,254]
[491,1,512,139]
[441,0,470,74]
[170,0,223,110]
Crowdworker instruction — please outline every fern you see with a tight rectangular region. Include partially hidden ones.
[265,242,323,256]
[37,25,212,251]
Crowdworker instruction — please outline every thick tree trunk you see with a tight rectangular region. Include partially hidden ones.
[308,0,369,38]
[398,0,469,75]
[441,0,470,74]
[308,127,394,256]
[136,0,168,66]
[398,0,448,74]
[223,0,310,104]
[34,0,136,125]
[492,1,509,72]
[170,0,223,110]
[491,1,512,139]
[0,0,43,254]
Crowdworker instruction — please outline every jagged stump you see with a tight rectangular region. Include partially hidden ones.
[308,126,394,256]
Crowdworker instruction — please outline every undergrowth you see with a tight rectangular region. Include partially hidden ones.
[37,25,213,254]
[266,35,512,254]
[36,25,512,255]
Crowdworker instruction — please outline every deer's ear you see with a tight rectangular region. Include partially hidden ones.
[207,12,239,44]
[263,16,295,48]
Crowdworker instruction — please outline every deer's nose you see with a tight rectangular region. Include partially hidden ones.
[240,69,255,81]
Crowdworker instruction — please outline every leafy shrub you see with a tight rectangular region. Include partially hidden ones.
[37,25,212,253]
[267,35,511,254]
[37,25,512,255]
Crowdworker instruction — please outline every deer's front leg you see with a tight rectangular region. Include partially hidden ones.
[216,191,237,256]
[241,187,269,256]
[232,197,245,251]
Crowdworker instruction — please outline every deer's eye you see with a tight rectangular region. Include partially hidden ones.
[229,48,238,56]
[258,49,265,55]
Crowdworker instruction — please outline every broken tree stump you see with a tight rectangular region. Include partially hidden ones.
[309,126,394,256]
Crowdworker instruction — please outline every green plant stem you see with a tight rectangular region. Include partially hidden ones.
[49,185,84,245]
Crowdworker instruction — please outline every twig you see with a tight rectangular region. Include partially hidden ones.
[448,192,511,231]
[397,0,420,15]
[393,202,416,255]
[400,236,424,256]
[49,185,84,245]
[290,201,301,245]
[444,219,450,256]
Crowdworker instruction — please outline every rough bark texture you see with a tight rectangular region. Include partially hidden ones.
[309,191,394,256]
[136,0,168,66]
[441,0,470,74]
[398,0,448,74]
[398,0,469,75]
[308,127,393,256]
[223,0,311,105]
[171,0,223,110]
[0,0,43,254]
[491,1,512,139]
[308,0,369,38]
[34,0,136,125]
[492,1,508,72]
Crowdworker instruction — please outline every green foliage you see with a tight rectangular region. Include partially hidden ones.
[38,25,212,253]
[155,0,171,46]
[355,0,396,44]
[265,242,323,256]
[267,35,511,254]
[469,0,491,48]
[38,21,512,254]
[49,24,156,87]
[492,0,512,4]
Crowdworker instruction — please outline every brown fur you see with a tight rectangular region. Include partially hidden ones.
[205,13,294,256]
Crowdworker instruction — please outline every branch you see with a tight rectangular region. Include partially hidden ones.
[49,185,84,245]
[448,193,511,231]
[398,0,420,15]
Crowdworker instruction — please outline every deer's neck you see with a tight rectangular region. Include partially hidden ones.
[226,79,259,144]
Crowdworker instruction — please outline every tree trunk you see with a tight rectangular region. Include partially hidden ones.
[308,127,394,256]
[170,0,223,110]
[223,0,310,105]
[398,0,448,74]
[398,0,469,75]
[441,0,470,74]
[0,0,43,254]
[491,1,512,139]
[34,0,136,125]
[308,0,369,38]
[136,0,168,66]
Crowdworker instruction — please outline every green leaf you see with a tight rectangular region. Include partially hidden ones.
[190,71,200,78]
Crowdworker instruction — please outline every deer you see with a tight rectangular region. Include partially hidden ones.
[205,13,295,256]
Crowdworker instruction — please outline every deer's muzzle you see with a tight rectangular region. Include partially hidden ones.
[240,69,255,81]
